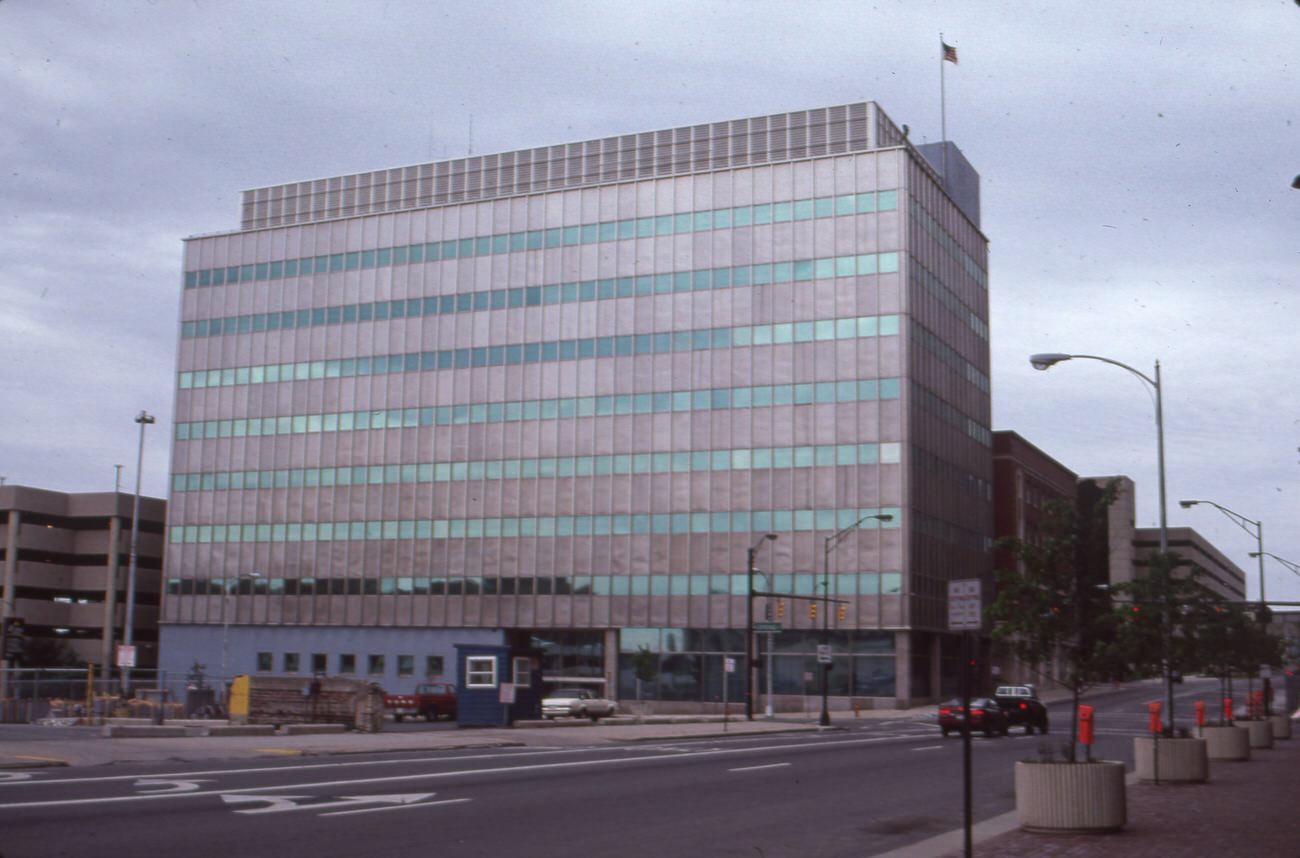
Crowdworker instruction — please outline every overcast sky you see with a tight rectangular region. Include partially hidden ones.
[2,1,1296,602]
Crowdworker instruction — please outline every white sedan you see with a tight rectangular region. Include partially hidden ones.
[541,688,618,721]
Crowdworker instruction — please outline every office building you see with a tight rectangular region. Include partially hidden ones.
[0,485,166,675]
[161,102,992,708]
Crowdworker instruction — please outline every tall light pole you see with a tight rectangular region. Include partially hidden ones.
[1029,352,1174,730]
[745,533,779,721]
[122,410,155,698]
[820,513,893,727]
[1180,500,1265,605]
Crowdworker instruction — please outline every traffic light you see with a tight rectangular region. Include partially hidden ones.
[776,600,785,619]
[809,603,818,621]
[1,617,25,659]
[837,604,847,623]
[764,602,774,621]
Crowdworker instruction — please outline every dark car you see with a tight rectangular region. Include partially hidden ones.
[938,697,1009,737]
[993,685,1050,734]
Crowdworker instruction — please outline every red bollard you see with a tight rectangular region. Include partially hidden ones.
[1147,701,1162,735]
[1195,700,1206,728]
[1223,697,1233,723]
[1078,704,1095,746]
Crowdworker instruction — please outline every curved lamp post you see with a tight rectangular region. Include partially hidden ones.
[820,513,893,727]
[1180,500,1265,605]
[745,533,779,721]
[122,409,155,698]
[1029,352,1174,730]
[1250,551,1300,579]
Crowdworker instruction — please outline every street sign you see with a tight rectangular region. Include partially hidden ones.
[948,579,982,631]
[116,644,137,668]
[754,622,783,632]
[724,657,736,674]
[816,645,832,664]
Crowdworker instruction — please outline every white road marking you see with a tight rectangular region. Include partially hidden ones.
[319,797,472,817]
[728,763,790,773]
[911,745,944,751]
[134,779,212,794]
[222,792,438,815]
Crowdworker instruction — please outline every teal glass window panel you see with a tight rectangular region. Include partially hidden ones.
[880,442,902,463]
[877,190,897,210]
[794,199,814,220]
[880,378,900,398]
[881,572,902,594]
[813,197,834,218]
[856,192,877,213]
[857,316,879,337]
[814,258,835,279]
[835,194,856,215]
[878,252,900,273]
[858,573,880,595]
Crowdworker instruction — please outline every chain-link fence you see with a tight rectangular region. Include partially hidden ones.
[0,668,223,724]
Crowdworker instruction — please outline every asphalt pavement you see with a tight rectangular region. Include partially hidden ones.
[2,693,1296,858]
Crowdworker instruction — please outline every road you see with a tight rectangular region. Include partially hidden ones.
[0,679,1220,858]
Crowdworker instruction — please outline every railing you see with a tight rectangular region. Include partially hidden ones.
[0,668,223,724]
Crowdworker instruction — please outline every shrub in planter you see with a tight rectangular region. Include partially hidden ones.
[991,483,1129,832]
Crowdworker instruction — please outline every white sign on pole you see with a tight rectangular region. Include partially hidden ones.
[816,645,832,664]
[724,657,736,674]
[116,644,137,668]
[947,579,982,631]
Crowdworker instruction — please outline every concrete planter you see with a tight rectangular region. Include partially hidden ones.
[1202,724,1250,761]
[1133,736,1208,783]
[1243,719,1273,749]
[1014,760,1126,833]
[1269,713,1292,740]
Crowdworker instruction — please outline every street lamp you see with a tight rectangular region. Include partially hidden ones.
[1180,500,1265,605]
[122,409,155,698]
[1250,551,1300,579]
[1029,352,1175,730]
[222,571,263,694]
[820,512,893,727]
[745,533,779,721]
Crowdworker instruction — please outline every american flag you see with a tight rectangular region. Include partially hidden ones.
[942,42,958,64]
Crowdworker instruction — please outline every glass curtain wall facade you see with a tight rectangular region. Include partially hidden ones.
[161,102,991,706]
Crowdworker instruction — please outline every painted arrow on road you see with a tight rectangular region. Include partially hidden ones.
[221,792,459,815]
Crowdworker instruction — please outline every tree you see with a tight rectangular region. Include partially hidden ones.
[633,645,658,702]
[19,636,84,669]
[988,481,1124,762]
[1109,552,1221,733]
[1193,601,1284,723]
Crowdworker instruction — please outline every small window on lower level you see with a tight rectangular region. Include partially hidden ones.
[466,656,497,688]
[283,652,300,673]
[256,652,272,673]
[339,653,356,674]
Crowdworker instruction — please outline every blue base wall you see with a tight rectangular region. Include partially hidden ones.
[158,624,503,693]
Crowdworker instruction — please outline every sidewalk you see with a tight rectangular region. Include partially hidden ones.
[0,714,844,769]
[915,727,1300,858]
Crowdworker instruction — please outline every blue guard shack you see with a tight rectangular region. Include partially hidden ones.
[454,643,545,727]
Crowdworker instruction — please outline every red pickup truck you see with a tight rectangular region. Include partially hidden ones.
[383,682,457,722]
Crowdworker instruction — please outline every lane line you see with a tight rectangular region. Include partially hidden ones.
[728,763,790,773]
[910,745,944,751]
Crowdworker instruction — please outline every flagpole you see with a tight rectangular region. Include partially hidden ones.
[939,33,948,189]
